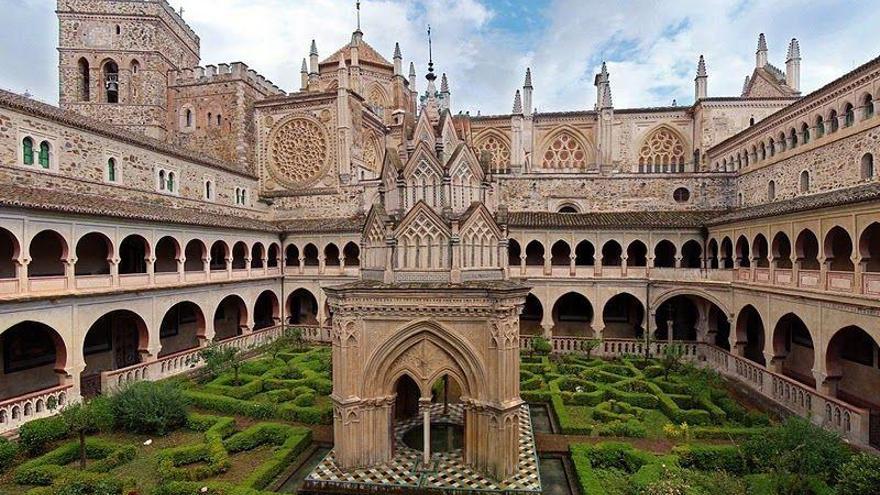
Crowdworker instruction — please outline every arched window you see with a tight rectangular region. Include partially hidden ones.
[864,94,874,119]
[103,60,119,104]
[158,170,166,191]
[78,58,90,101]
[22,137,34,165]
[542,130,588,169]
[207,112,212,125]
[768,138,775,157]
[862,153,875,180]
[829,110,839,133]
[759,142,766,160]
[638,127,686,173]
[216,114,222,126]
[844,103,855,127]
[768,180,776,201]
[749,117,755,126]
[130,60,139,75]
[38,141,50,169]
[115,25,121,35]
[107,158,117,182]
[789,128,798,149]
[204,180,213,200]
[167,172,175,192]
[799,170,810,194]
[185,109,193,128]
[801,123,810,144]
[815,115,825,138]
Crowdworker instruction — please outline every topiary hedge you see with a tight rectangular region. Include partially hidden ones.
[0,436,18,472]
[13,438,135,486]
[17,415,69,455]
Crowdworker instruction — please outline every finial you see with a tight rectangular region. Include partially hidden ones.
[742,75,751,94]
[512,90,522,114]
[338,53,347,69]
[601,84,613,108]
[310,40,318,56]
[426,25,436,81]
[601,61,608,76]
[524,67,532,88]
[301,58,308,73]
[356,1,361,32]
[440,73,449,93]
[409,61,416,77]
[672,98,677,107]
[757,33,767,52]
[394,42,402,60]
[787,38,801,61]
[696,55,707,77]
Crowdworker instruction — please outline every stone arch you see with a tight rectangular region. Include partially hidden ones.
[575,240,595,266]
[81,310,149,395]
[735,235,751,268]
[324,243,341,267]
[771,231,793,269]
[602,293,645,339]
[184,239,206,272]
[250,242,265,269]
[507,239,521,267]
[29,229,68,277]
[752,233,769,268]
[303,243,320,266]
[520,293,543,336]
[473,129,511,172]
[735,304,765,365]
[539,126,591,169]
[825,325,880,408]
[362,319,487,400]
[551,292,594,337]
[637,125,687,173]
[653,239,677,268]
[0,227,20,279]
[680,239,702,268]
[209,240,229,271]
[154,235,180,273]
[550,240,571,266]
[770,313,815,386]
[254,290,280,330]
[287,288,319,325]
[231,241,248,270]
[652,288,732,319]
[119,234,150,274]
[707,238,719,269]
[654,289,731,347]
[75,232,113,276]
[626,240,648,266]
[267,243,281,268]
[824,226,854,271]
[859,222,880,272]
[524,240,544,266]
[343,241,360,266]
[795,229,820,270]
[0,321,68,400]
[158,301,206,357]
[601,240,623,266]
[285,244,300,267]
[720,236,734,269]
[213,294,248,341]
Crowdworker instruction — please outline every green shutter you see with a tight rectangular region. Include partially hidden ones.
[38,141,50,168]
[22,138,33,165]
[108,159,116,181]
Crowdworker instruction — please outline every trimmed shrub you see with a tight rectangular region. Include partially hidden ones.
[595,420,647,438]
[836,453,880,495]
[14,438,135,486]
[111,381,189,435]
[743,418,851,484]
[673,444,749,475]
[0,436,18,472]
[25,470,129,495]
[17,415,68,455]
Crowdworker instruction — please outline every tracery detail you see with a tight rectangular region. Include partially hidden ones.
[541,131,587,169]
[638,127,686,173]
[475,134,510,172]
[269,116,329,186]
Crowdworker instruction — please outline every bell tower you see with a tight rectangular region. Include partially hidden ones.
[56,0,200,139]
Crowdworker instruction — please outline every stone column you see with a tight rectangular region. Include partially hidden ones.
[244,256,252,277]
[298,255,305,275]
[176,256,185,283]
[110,257,120,287]
[820,256,829,290]
[225,256,232,279]
[519,254,526,277]
[854,256,865,294]
[543,250,551,276]
[621,255,628,277]
[569,254,576,277]
[146,255,156,285]
[64,257,75,290]
[791,253,800,287]
[15,258,26,294]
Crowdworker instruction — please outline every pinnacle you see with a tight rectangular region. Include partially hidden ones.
[394,42,402,59]
[524,67,532,88]
[409,61,416,76]
[512,89,523,114]
[757,33,767,52]
[310,39,318,56]
[601,84,613,108]
[301,58,308,72]
[787,38,801,61]
[440,73,449,93]
[696,55,707,77]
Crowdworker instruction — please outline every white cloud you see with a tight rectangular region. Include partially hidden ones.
[0,0,877,114]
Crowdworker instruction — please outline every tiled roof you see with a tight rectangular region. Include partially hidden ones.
[0,89,255,178]
[320,38,392,67]
[0,183,276,232]
[709,182,880,225]
[506,211,719,229]
[274,216,365,234]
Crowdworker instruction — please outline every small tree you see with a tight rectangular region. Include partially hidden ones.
[289,327,306,350]
[659,344,685,379]
[580,339,600,358]
[199,343,243,384]
[531,336,552,357]
[59,398,113,469]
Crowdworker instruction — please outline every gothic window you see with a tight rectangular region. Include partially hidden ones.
[789,128,797,148]
[450,160,478,211]
[158,170,166,191]
[638,128,685,173]
[801,123,810,144]
[186,109,193,127]
[768,138,775,157]
[864,94,874,119]
[167,172,175,193]
[107,158,117,182]
[268,116,329,187]
[367,86,387,121]
[408,161,440,208]
[78,58,90,101]
[799,170,810,194]
[216,114,222,126]
[815,116,825,138]
[362,136,380,174]
[38,141,50,169]
[208,112,212,125]
[542,130,588,169]
[22,137,33,166]
[397,212,448,270]
[475,133,511,172]
[460,219,495,269]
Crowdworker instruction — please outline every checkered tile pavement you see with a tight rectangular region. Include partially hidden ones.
[305,403,542,493]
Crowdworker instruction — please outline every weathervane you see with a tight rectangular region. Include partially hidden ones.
[426,25,436,81]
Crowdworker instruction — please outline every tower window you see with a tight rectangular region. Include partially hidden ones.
[130,60,139,75]
[844,103,855,127]
[107,158,118,182]
[862,153,875,180]
[38,141,50,169]
[116,25,121,35]
[216,114,222,126]
[78,58,90,101]
[22,137,34,166]
[205,180,214,200]
[185,109,193,128]
[799,170,811,194]
[158,170,166,191]
[103,60,119,104]
[167,172,175,192]
[768,180,776,201]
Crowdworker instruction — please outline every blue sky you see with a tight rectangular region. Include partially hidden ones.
[1,0,878,114]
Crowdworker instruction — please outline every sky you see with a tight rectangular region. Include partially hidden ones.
[1,0,878,114]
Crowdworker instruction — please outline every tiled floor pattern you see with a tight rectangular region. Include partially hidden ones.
[305,403,541,493]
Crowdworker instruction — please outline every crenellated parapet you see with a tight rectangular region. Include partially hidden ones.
[169,62,285,97]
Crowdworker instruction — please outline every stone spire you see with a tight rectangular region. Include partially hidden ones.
[393,42,402,76]
[523,67,533,118]
[337,53,348,89]
[742,75,751,96]
[440,73,449,93]
[300,58,309,91]
[512,89,522,114]
[409,61,417,92]
[786,38,801,93]
[309,39,319,75]
[694,55,707,101]
[594,61,610,110]
[440,73,450,111]
[600,84,613,109]
[756,33,768,68]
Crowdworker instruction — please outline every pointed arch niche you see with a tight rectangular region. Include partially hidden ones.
[539,127,592,171]
[637,125,688,173]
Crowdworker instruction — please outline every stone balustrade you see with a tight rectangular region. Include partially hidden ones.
[0,384,72,434]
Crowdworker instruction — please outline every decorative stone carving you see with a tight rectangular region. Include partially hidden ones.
[638,127,686,171]
[268,115,330,187]
[541,131,588,168]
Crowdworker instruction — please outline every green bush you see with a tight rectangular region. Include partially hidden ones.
[25,470,129,495]
[153,481,277,495]
[743,418,851,484]
[836,453,880,495]
[18,415,69,455]
[0,436,18,472]
[595,420,647,438]
[14,438,134,486]
[673,444,748,475]
[111,381,189,435]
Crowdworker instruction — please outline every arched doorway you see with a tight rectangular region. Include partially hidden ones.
[860,223,880,273]
[343,242,360,266]
[214,295,247,341]
[287,289,318,325]
[519,294,543,336]
[254,291,280,330]
[285,244,300,267]
[394,374,421,420]
[735,305,765,365]
[154,236,180,273]
[771,314,815,386]
[507,240,521,268]
[735,236,750,268]
[118,234,149,274]
[81,310,148,397]
[654,296,698,341]
[250,243,265,269]
[0,228,19,279]
[324,244,341,267]
[826,326,880,409]
[795,230,820,270]
[824,227,855,271]
[707,239,719,269]
[159,302,205,357]
[771,232,793,269]
[184,239,206,272]
[551,292,593,337]
[0,321,67,400]
[602,293,644,338]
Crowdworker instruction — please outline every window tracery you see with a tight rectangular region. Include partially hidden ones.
[269,116,329,187]
[542,131,588,169]
[638,128,686,173]
[475,134,510,172]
